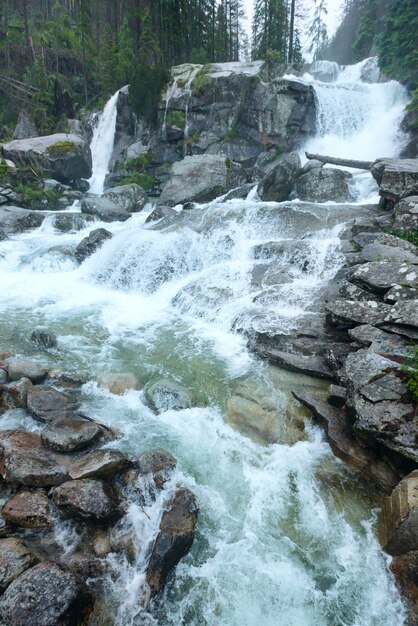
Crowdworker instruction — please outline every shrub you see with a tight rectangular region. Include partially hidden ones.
[47,141,76,157]
[166,110,186,129]
[191,70,212,97]
[402,348,418,404]
[129,66,170,125]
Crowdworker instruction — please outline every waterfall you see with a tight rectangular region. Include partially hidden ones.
[88,89,120,195]
[183,66,201,155]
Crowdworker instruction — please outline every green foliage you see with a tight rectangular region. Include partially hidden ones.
[379,0,418,89]
[267,145,284,162]
[191,70,212,96]
[14,182,62,207]
[190,48,209,64]
[166,110,186,129]
[406,89,418,128]
[47,141,76,157]
[402,348,418,404]
[130,66,170,124]
[116,154,154,190]
[118,172,154,190]
[391,228,418,247]
[225,125,240,141]
[0,159,9,180]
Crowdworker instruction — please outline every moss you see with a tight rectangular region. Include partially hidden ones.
[185,132,200,147]
[402,348,418,404]
[0,158,10,182]
[225,125,240,141]
[47,140,76,157]
[15,182,63,207]
[176,78,187,89]
[116,153,154,190]
[166,110,186,129]
[191,70,212,97]
[117,172,154,190]
[225,157,232,171]
[267,145,284,163]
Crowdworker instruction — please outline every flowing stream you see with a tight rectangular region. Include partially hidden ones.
[0,58,411,625]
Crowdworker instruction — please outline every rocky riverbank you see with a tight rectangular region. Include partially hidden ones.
[0,353,198,624]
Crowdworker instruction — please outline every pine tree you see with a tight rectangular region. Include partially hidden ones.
[308,0,328,59]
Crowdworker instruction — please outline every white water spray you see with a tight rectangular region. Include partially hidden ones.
[88,89,121,195]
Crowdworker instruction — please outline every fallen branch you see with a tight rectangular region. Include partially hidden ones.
[305,152,372,170]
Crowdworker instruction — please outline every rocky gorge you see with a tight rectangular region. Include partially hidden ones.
[0,57,417,625]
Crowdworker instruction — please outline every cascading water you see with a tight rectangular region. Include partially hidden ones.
[0,58,410,625]
[88,89,121,194]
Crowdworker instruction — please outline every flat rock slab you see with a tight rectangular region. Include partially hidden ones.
[52,479,119,521]
[384,285,418,303]
[0,562,93,626]
[146,487,198,597]
[341,349,399,391]
[326,299,391,327]
[27,385,79,422]
[69,449,130,480]
[0,430,69,487]
[251,346,335,380]
[348,324,409,361]
[360,243,418,265]
[2,489,52,528]
[292,390,398,492]
[0,538,38,593]
[351,262,418,293]
[41,418,102,452]
[360,373,408,403]
[379,470,418,556]
[6,358,47,383]
[371,158,418,202]
[385,300,418,329]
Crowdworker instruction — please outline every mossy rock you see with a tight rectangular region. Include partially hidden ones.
[46,141,77,158]
[191,70,212,97]
[166,110,186,130]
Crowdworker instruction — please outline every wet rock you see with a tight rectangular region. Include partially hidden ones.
[292,390,398,492]
[0,430,69,486]
[12,111,37,140]
[27,384,79,422]
[250,346,335,380]
[0,561,93,626]
[339,281,376,301]
[379,471,418,556]
[2,133,92,184]
[350,262,418,293]
[41,418,102,452]
[0,228,6,241]
[80,197,130,222]
[75,227,113,263]
[257,152,301,202]
[0,185,22,205]
[52,479,119,521]
[69,449,130,480]
[144,378,193,413]
[371,158,418,207]
[7,358,47,384]
[390,551,418,625]
[0,206,45,235]
[2,488,53,528]
[226,390,281,444]
[103,184,148,213]
[136,449,177,488]
[393,196,418,233]
[384,285,418,304]
[220,183,254,201]
[91,528,112,558]
[328,385,347,408]
[0,538,38,593]
[294,167,352,203]
[146,487,198,597]
[325,299,392,328]
[30,328,58,350]
[0,369,7,384]
[160,155,246,206]
[308,59,340,82]
[1,377,32,410]
[97,372,139,395]
[145,205,177,224]
[359,243,418,264]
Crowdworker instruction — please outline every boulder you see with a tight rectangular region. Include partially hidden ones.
[98,372,139,395]
[256,152,301,202]
[30,328,58,350]
[0,227,6,241]
[371,158,418,206]
[2,488,52,528]
[159,155,246,206]
[103,184,148,213]
[52,479,119,521]
[41,418,102,452]
[384,285,418,304]
[325,299,392,328]
[2,134,92,184]
[0,185,22,206]
[385,300,418,329]
[0,206,45,235]
[69,449,130,480]
[226,389,281,444]
[293,390,398,492]
[27,384,79,422]
[393,196,418,233]
[145,205,178,224]
[359,243,418,265]
[80,197,130,222]
[294,167,352,203]
[12,111,37,140]
[327,385,347,408]
[348,325,410,361]
[0,562,93,626]
[0,430,69,487]
[136,449,177,488]
[146,487,198,597]
[0,538,38,593]
[144,378,193,413]
[342,349,400,391]
[6,358,47,384]
[1,377,32,410]
[379,471,418,556]
[75,228,113,263]
[249,345,335,380]
[350,262,418,293]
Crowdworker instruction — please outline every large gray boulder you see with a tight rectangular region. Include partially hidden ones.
[1,134,92,184]
[103,184,148,212]
[159,155,246,205]
[371,158,418,206]
[12,111,37,140]
[0,206,45,235]
[393,196,418,233]
[52,479,119,521]
[294,167,352,202]
[80,197,130,222]
[0,562,93,626]
[75,228,113,263]
[257,152,301,202]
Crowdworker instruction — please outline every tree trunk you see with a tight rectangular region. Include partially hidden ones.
[305,152,373,170]
[288,0,295,63]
